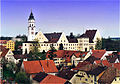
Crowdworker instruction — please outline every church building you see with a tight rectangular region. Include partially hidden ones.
[22,11,101,54]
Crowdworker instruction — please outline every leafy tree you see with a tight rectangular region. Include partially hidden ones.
[15,72,30,84]
[59,43,64,50]
[95,38,102,50]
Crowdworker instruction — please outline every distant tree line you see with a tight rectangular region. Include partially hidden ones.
[102,38,120,51]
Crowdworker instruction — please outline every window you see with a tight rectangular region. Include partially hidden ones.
[64,40,65,42]
[31,32,34,34]
[85,79,88,81]
[32,28,34,30]
[91,80,93,83]
[32,24,33,26]
[115,78,117,81]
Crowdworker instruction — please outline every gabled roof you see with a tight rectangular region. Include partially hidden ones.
[44,32,62,43]
[23,61,43,74]
[85,56,100,64]
[66,36,78,43]
[98,67,116,84]
[23,60,58,74]
[92,50,106,59]
[57,69,76,80]
[79,30,97,43]
[40,74,67,84]
[33,72,48,82]
[95,60,111,67]
[72,61,90,70]
[40,60,58,73]
[0,46,9,57]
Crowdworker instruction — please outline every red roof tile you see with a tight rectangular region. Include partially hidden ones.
[40,60,58,73]
[23,61,43,74]
[95,60,111,67]
[113,63,120,70]
[92,50,106,58]
[73,61,90,70]
[40,74,67,84]
[0,40,8,44]
[23,60,58,74]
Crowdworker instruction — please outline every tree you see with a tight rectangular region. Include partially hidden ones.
[48,44,57,60]
[15,72,30,84]
[59,43,64,50]
[95,38,102,50]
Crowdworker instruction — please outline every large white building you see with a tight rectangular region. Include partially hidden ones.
[22,11,101,54]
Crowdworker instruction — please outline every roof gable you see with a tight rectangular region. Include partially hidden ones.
[23,61,43,74]
[44,32,62,43]
[40,74,67,84]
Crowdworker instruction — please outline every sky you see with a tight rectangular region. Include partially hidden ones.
[1,0,120,37]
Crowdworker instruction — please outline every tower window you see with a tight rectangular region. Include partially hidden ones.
[31,32,34,34]
[32,28,34,30]
[32,24,33,26]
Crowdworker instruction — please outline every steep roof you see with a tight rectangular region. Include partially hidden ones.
[40,74,67,84]
[72,61,90,70]
[66,36,78,43]
[44,32,62,43]
[23,60,58,74]
[57,69,76,80]
[40,60,58,73]
[92,50,106,59]
[28,11,35,20]
[98,67,116,84]
[95,60,111,67]
[0,46,9,57]
[23,61,43,74]
[33,72,48,82]
[80,30,97,43]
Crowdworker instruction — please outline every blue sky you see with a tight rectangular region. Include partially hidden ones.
[1,0,120,37]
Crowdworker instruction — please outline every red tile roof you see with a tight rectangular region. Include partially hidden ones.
[92,50,106,58]
[23,61,43,74]
[113,63,120,70]
[40,74,67,84]
[95,60,111,67]
[73,61,90,70]
[0,46,9,58]
[0,40,8,44]
[46,50,88,63]
[40,60,58,73]
[23,60,58,74]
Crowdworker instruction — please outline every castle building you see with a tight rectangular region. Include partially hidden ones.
[22,11,101,54]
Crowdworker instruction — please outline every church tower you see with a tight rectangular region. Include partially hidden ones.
[28,11,35,41]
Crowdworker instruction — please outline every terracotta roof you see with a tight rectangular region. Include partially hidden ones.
[23,61,43,74]
[40,74,67,84]
[0,40,8,44]
[44,32,62,43]
[73,52,88,58]
[85,56,100,64]
[113,63,120,70]
[57,70,76,80]
[73,61,91,70]
[0,46,9,57]
[95,60,111,67]
[98,67,116,84]
[79,30,97,43]
[92,50,106,59]
[46,50,79,62]
[33,72,48,82]
[23,60,58,74]
[40,60,58,73]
